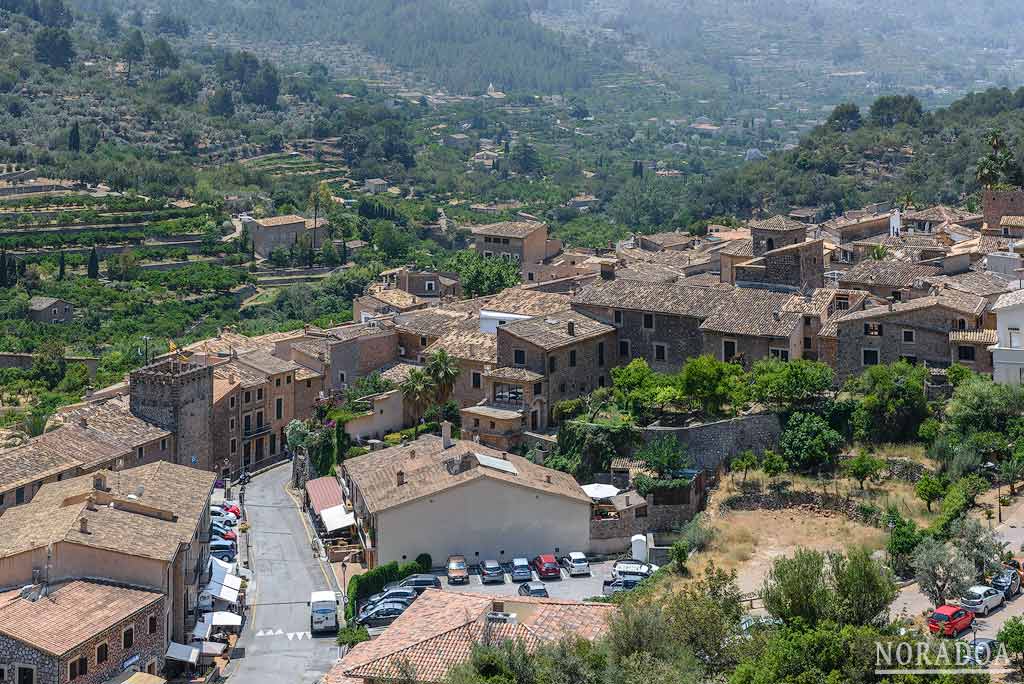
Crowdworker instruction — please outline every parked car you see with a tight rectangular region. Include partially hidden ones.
[992,568,1021,599]
[210,539,237,555]
[211,548,236,563]
[611,559,658,579]
[531,554,561,580]
[602,576,642,596]
[210,523,236,541]
[560,552,591,577]
[518,582,549,598]
[1006,558,1024,580]
[927,605,975,636]
[355,601,407,628]
[222,503,242,517]
[959,585,1004,616]
[480,560,505,584]
[383,574,443,594]
[510,558,532,582]
[362,587,418,611]
[447,555,470,585]
[210,508,237,526]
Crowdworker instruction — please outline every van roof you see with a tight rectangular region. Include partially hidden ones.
[310,590,337,603]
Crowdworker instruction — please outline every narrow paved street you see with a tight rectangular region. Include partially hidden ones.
[228,465,340,684]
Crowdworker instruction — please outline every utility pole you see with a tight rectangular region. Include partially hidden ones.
[142,335,151,364]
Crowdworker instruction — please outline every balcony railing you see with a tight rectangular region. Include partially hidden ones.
[243,423,271,438]
[486,400,525,412]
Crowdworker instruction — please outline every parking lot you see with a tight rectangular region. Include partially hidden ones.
[438,560,616,602]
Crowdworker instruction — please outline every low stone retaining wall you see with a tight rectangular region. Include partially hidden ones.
[642,413,782,471]
[721,488,883,527]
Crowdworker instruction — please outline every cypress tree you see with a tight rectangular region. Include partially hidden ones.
[58,250,65,280]
[87,246,99,279]
[0,249,7,287]
[68,120,80,153]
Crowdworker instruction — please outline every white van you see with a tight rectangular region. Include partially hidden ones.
[309,590,340,633]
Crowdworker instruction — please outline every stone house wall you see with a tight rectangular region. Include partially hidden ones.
[835,305,969,382]
[641,413,782,471]
[329,331,399,387]
[129,362,214,471]
[571,303,705,374]
[701,329,801,367]
[0,635,58,684]
[983,189,1024,234]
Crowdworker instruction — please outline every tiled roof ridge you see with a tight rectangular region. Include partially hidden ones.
[345,620,482,677]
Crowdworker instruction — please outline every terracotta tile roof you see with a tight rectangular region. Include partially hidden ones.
[213,359,266,388]
[906,205,981,224]
[720,238,754,257]
[699,289,801,338]
[482,288,572,317]
[57,396,171,447]
[573,279,729,318]
[305,476,343,515]
[1001,215,1024,228]
[922,271,1013,298]
[342,435,590,514]
[640,231,696,249]
[0,422,133,494]
[501,310,615,351]
[327,590,615,684]
[461,404,523,420]
[424,321,496,364]
[835,292,986,323]
[839,260,941,288]
[256,214,306,227]
[380,363,423,384]
[27,296,61,311]
[394,308,473,337]
[328,321,395,342]
[749,215,807,232]
[949,329,998,345]
[0,461,214,562]
[0,580,162,656]
[613,264,682,283]
[994,289,1024,311]
[362,289,425,310]
[679,272,728,288]
[469,221,545,238]
[236,350,303,376]
[484,367,544,382]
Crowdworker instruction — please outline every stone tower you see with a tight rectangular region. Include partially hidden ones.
[130,359,214,471]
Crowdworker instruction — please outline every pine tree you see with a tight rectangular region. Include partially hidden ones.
[87,246,99,279]
[68,120,80,153]
[57,250,65,280]
[0,249,7,288]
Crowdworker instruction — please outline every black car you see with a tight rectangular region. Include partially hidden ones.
[993,568,1021,599]
[355,601,407,628]
[518,582,549,598]
[480,560,505,584]
[383,574,443,594]
[362,587,418,611]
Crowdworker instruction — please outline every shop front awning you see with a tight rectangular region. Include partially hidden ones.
[203,581,239,604]
[305,476,343,515]
[165,641,199,665]
[320,504,356,533]
[205,611,243,627]
[191,619,212,641]
[197,641,227,657]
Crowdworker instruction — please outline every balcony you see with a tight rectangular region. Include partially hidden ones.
[487,400,525,412]
[243,423,271,438]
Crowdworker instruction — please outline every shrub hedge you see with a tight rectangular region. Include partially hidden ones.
[345,560,423,620]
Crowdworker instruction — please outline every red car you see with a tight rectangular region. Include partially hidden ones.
[531,554,561,580]
[222,504,242,517]
[928,605,975,636]
[213,529,237,541]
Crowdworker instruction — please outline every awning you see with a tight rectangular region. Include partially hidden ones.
[209,555,237,577]
[582,483,620,500]
[320,504,355,532]
[165,642,199,665]
[197,641,227,657]
[205,611,242,627]
[203,582,239,604]
[104,673,166,684]
[305,476,343,515]
[191,619,212,641]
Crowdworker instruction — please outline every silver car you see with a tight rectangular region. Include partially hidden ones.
[960,585,1003,616]
[510,557,532,582]
[561,552,591,577]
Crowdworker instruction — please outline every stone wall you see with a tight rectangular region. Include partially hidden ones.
[571,303,705,374]
[983,189,1024,234]
[641,413,782,471]
[0,634,58,684]
[0,352,98,377]
[129,360,214,470]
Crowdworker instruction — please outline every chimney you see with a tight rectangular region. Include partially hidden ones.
[79,517,89,534]
[625,495,631,506]
[567,320,575,336]
[92,473,106,491]
[600,262,615,280]
[77,416,87,428]
[396,470,406,486]
[442,421,454,449]
[545,474,551,483]
[409,449,416,460]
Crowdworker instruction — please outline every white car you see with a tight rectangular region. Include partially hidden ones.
[611,559,659,580]
[210,508,237,526]
[561,552,591,577]
[960,585,1004,616]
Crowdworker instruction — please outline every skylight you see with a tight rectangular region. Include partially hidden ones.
[475,453,518,476]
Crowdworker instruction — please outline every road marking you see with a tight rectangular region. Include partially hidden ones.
[256,629,311,640]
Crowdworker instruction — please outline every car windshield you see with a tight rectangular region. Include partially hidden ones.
[449,561,466,569]
[931,613,949,621]
[964,591,983,601]
[571,557,586,564]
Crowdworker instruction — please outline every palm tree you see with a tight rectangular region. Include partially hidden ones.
[977,156,1001,189]
[426,349,460,404]
[401,369,435,437]
[869,244,888,261]
[985,129,1007,154]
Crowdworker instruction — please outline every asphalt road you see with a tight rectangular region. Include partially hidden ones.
[228,465,340,684]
